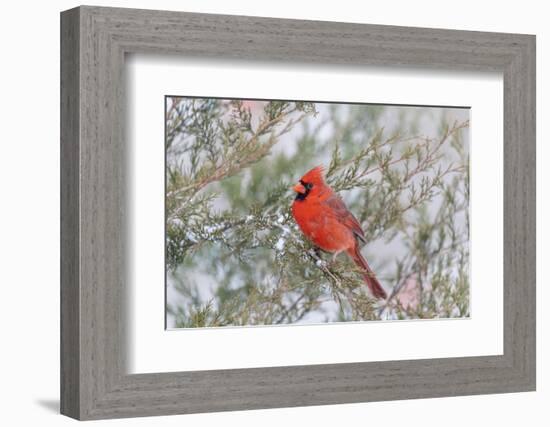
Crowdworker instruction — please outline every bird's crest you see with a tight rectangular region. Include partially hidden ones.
[299,166,325,185]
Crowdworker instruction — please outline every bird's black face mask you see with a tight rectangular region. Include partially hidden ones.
[294,180,313,201]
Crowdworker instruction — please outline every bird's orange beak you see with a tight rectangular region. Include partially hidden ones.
[293,183,306,194]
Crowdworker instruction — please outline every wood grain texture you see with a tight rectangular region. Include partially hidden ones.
[60,5,536,420]
[60,7,80,419]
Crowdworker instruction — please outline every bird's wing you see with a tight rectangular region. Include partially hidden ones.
[322,194,367,244]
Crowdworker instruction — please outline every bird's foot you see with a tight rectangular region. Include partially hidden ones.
[327,251,343,268]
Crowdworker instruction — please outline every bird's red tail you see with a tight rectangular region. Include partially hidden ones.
[347,245,387,300]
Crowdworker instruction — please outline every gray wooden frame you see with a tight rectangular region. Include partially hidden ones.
[60,5,536,420]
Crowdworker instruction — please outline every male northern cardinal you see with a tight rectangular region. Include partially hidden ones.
[291,166,387,299]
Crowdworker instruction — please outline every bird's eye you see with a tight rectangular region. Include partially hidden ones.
[300,180,313,190]
[299,180,313,192]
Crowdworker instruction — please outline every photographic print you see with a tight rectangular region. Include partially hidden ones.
[166,97,470,328]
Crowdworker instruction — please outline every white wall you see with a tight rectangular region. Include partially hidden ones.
[0,0,546,425]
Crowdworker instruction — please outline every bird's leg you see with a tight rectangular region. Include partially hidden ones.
[330,250,343,266]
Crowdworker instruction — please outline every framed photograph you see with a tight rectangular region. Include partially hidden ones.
[61,6,535,420]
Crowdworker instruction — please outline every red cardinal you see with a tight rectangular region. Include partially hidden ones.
[291,166,387,299]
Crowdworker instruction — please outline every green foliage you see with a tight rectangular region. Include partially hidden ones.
[166,98,470,327]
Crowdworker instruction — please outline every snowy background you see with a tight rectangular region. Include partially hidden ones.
[166,98,470,328]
